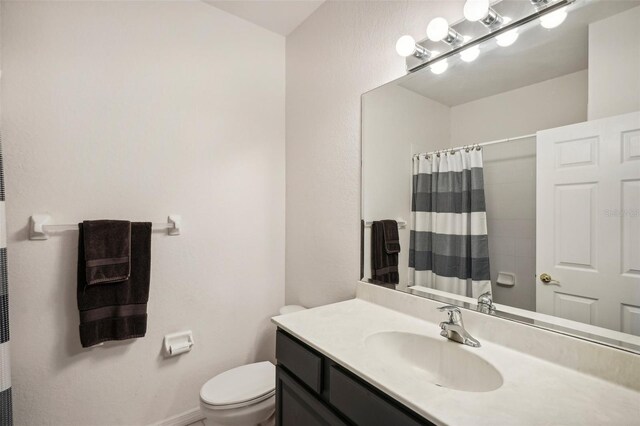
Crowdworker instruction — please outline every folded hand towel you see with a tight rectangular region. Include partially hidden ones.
[83,220,131,285]
[371,220,399,284]
[381,220,400,254]
[77,222,152,347]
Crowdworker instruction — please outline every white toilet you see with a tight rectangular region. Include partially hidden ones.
[199,306,306,426]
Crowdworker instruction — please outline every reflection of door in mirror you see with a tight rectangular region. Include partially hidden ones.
[536,111,640,334]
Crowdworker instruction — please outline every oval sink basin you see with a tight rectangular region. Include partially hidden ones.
[365,331,503,392]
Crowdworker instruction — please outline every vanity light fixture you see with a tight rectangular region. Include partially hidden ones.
[529,0,550,8]
[426,17,464,45]
[495,17,519,47]
[430,58,449,75]
[463,0,503,28]
[460,46,480,62]
[395,35,432,58]
[540,6,568,29]
[460,37,480,62]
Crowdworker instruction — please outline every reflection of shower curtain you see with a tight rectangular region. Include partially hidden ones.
[0,140,11,425]
[409,148,491,298]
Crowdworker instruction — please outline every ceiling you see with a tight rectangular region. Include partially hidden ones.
[205,0,325,36]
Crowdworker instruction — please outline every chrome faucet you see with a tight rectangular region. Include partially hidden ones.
[438,305,481,347]
[477,291,495,314]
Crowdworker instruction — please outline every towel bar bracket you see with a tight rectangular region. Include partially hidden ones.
[167,215,181,236]
[29,214,52,240]
[28,214,182,240]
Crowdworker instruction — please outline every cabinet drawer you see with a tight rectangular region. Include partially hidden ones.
[276,330,323,393]
[329,365,431,426]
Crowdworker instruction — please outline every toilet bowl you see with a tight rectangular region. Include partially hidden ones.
[200,361,276,426]
[199,306,306,426]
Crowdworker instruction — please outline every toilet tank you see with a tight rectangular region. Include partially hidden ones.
[279,305,306,315]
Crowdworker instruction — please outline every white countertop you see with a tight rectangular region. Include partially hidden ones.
[272,296,640,425]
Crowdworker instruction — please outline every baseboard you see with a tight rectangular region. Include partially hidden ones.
[154,407,204,426]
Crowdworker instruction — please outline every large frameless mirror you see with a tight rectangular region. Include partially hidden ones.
[361,0,640,352]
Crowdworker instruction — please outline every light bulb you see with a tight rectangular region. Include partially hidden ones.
[540,7,568,29]
[460,45,480,62]
[396,35,417,57]
[496,17,518,47]
[430,59,449,75]
[427,17,450,42]
[464,0,490,22]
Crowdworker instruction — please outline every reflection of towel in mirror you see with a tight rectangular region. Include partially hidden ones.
[381,219,400,254]
[371,220,400,284]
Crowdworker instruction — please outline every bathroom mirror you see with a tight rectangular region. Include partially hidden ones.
[361,0,640,352]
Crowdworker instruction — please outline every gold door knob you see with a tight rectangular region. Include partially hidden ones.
[539,273,560,285]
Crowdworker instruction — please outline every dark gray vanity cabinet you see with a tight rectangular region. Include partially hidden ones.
[275,329,434,426]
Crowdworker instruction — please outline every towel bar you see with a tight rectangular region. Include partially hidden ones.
[364,219,407,229]
[28,214,182,240]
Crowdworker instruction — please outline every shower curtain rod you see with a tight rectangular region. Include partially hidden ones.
[415,133,536,157]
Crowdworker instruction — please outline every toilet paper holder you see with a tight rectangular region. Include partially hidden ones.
[163,330,194,357]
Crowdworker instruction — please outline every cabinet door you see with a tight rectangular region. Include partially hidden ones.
[276,330,323,393]
[276,366,347,426]
[329,365,433,426]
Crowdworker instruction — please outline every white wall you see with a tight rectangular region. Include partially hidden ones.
[2,2,285,425]
[450,70,589,146]
[588,5,640,120]
[285,0,464,307]
[362,84,450,286]
[481,139,537,310]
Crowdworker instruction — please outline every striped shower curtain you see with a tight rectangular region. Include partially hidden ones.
[0,140,11,425]
[409,148,491,298]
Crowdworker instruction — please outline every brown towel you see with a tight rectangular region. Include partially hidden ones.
[381,219,400,254]
[371,220,399,284]
[83,220,131,285]
[77,222,152,347]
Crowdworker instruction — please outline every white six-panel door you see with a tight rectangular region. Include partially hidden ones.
[536,111,640,335]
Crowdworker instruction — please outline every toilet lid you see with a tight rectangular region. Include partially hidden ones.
[200,361,275,407]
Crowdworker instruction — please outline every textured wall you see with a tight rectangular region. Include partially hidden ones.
[588,5,640,120]
[2,1,285,424]
[361,84,450,287]
[285,0,463,307]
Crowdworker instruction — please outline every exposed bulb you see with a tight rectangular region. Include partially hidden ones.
[427,17,450,42]
[396,35,417,57]
[460,45,480,62]
[430,59,449,75]
[496,17,519,47]
[463,0,490,22]
[540,7,568,29]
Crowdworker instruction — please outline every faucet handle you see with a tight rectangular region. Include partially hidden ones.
[437,305,463,324]
[478,291,493,304]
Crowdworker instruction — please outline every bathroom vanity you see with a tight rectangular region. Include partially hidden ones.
[275,329,432,426]
[272,282,640,426]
